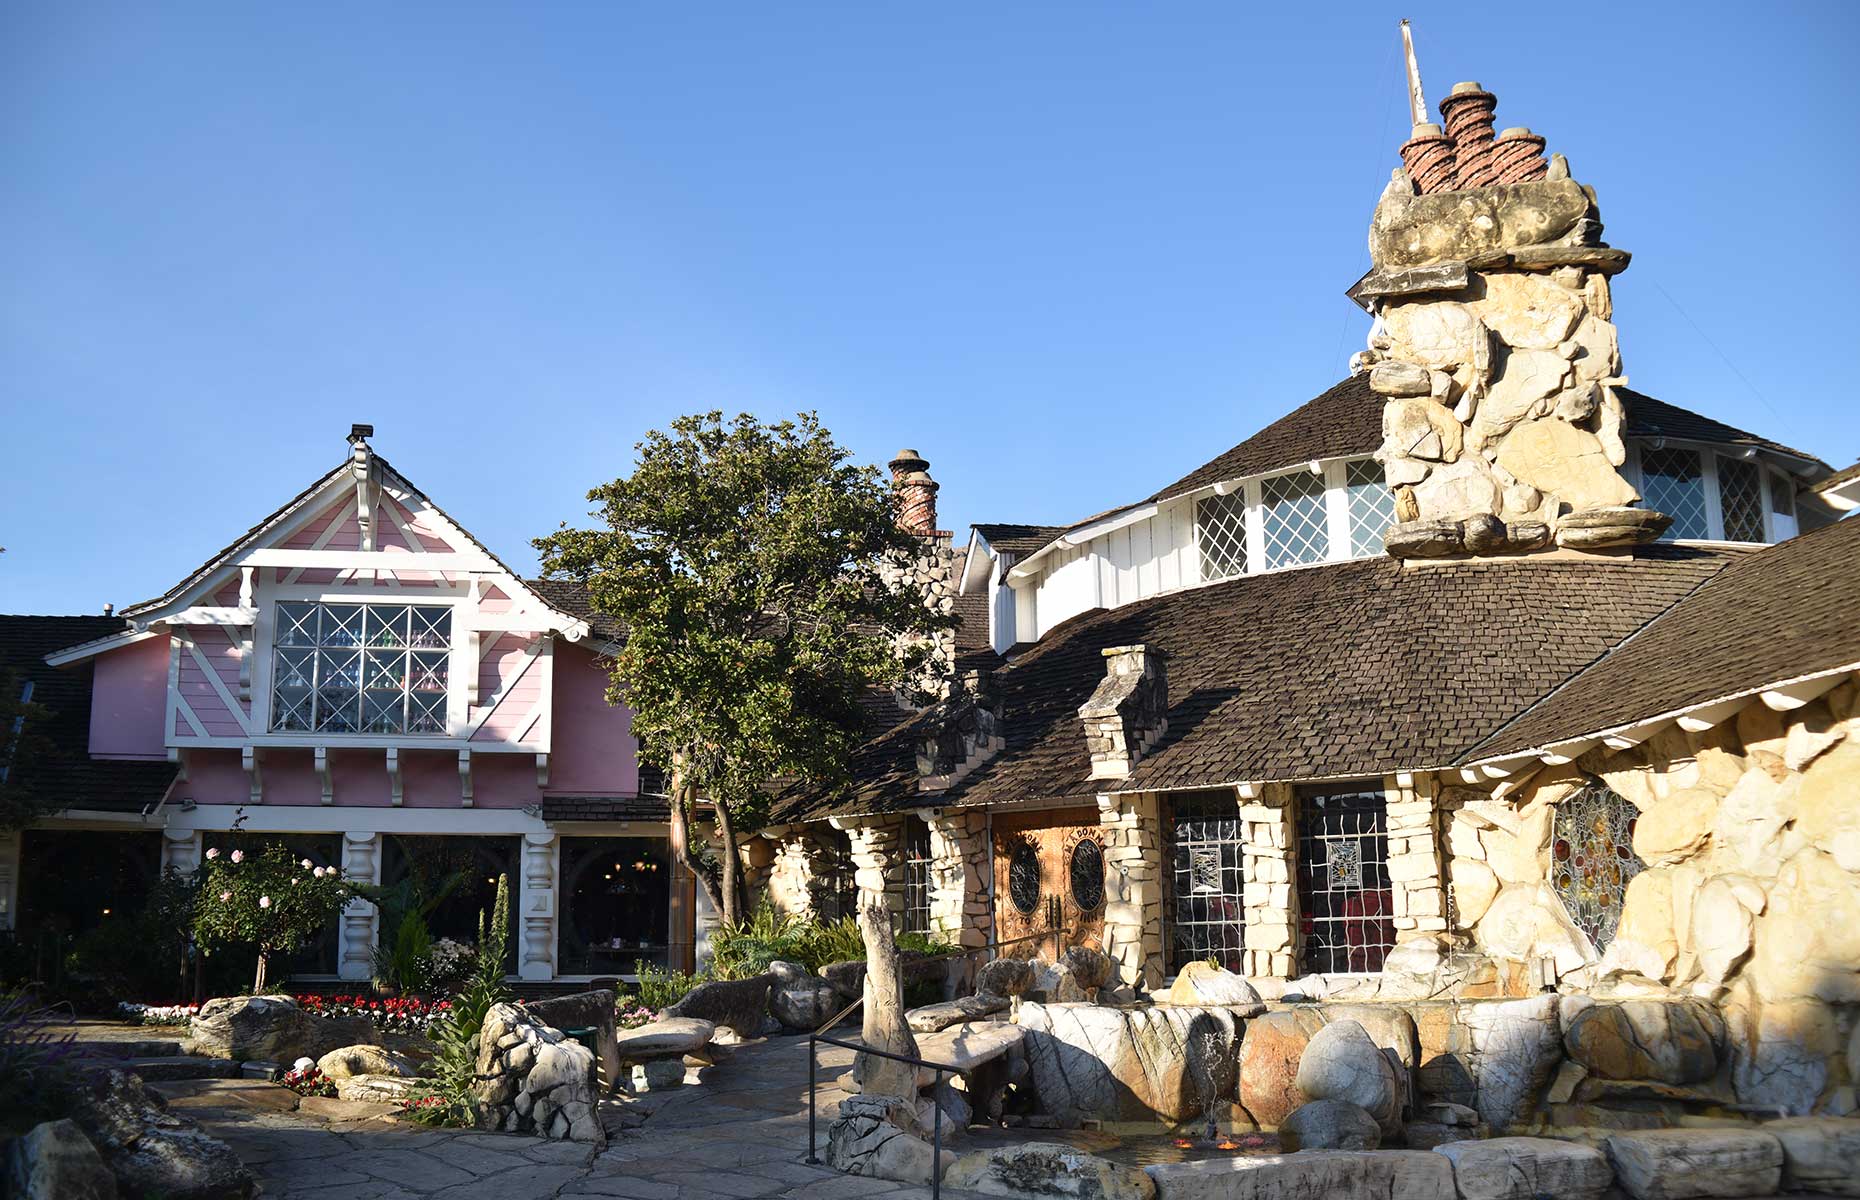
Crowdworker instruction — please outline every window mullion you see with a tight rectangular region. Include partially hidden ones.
[1244,479,1264,574]
[1700,450,1725,541]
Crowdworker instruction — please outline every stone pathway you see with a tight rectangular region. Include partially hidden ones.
[156,1034,988,1200]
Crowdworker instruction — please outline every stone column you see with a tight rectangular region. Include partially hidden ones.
[925,808,989,950]
[1097,792,1166,989]
[835,816,906,920]
[520,830,560,981]
[160,827,202,875]
[338,831,381,982]
[1385,774,1449,934]
[0,830,18,932]
[1240,784,1297,979]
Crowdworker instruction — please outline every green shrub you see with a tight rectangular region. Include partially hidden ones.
[633,961,708,1011]
[405,874,511,1127]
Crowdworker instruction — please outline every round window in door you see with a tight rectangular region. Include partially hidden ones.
[1007,839,1042,915]
[1069,836,1106,912]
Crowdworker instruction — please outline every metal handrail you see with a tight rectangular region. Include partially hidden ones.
[804,925,1068,1200]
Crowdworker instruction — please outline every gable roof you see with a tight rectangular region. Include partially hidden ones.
[972,524,1071,559]
[773,545,1740,822]
[1462,516,1860,763]
[1,616,177,815]
[1145,374,1386,504]
[118,443,590,642]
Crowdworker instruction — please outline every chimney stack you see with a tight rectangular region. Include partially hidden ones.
[1079,645,1170,780]
[889,449,940,537]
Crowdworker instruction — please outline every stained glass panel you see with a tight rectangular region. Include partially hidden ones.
[1296,786,1394,973]
[1550,783,1645,952]
[1069,837,1105,912]
[1168,790,1244,972]
[1008,840,1042,916]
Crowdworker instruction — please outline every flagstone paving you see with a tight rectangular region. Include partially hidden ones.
[158,1034,986,1200]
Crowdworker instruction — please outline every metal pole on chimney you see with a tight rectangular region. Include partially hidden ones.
[1401,19,1428,127]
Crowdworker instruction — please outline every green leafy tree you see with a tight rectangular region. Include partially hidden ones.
[193,842,351,993]
[535,412,953,925]
[0,666,56,833]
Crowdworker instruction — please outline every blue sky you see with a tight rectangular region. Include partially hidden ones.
[4,3,1857,614]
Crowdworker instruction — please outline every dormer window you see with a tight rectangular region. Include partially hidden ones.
[1344,460,1397,557]
[1195,492,1250,581]
[272,602,452,734]
[1260,471,1328,569]
[1639,447,1708,539]
[1716,456,1764,543]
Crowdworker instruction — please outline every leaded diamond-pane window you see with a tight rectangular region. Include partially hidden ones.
[271,602,452,734]
[1295,786,1394,974]
[1261,471,1330,569]
[1550,783,1644,952]
[1168,790,1244,973]
[1345,459,1396,558]
[1195,492,1249,582]
[1640,448,1707,540]
[1717,456,1765,542]
[901,819,932,935]
[1769,472,1795,518]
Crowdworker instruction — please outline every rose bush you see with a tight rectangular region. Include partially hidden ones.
[193,842,352,992]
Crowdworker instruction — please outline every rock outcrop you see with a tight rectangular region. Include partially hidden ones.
[470,1003,604,1143]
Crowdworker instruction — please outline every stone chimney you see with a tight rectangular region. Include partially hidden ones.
[916,669,1003,792]
[889,449,941,537]
[1352,37,1670,560]
[1079,646,1169,780]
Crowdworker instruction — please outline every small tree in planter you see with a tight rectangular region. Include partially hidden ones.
[193,843,351,993]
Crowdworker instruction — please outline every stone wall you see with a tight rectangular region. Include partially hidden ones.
[1386,774,1449,937]
[749,825,859,920]
[878,532,960,706]
[927,808,990,949]
[1240,786,1297,979]
[1442,678,1860,1115]
[1098,791,1166,989]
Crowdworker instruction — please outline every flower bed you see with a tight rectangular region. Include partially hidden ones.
[295,993,450,1035]
[280,1064,336,1097]
[117,1002,200,1026]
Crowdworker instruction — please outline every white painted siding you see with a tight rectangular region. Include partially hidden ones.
[1027,499,1198,637]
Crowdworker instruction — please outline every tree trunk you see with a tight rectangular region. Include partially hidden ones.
[852,903,919,1100]
[713,797,742,928]
[253,948,270,994]
[667,755,728,926]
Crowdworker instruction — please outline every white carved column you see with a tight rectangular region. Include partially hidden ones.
[834,816,905,918]
[520,830,559,980]
[0,830,19,932]
[159,827,202,876]
[338,832,381,982]
[926,808,990,950]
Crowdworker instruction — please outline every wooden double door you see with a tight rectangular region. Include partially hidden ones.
[992,808,1107,959]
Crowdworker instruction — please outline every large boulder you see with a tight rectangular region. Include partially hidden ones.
[1295,1020,1402,1136]
[1240,1006,1418,1129]
[1559,999,1722,1084]
[1766,1116,1860,1197]
[315,1043,416,1080]
[68,1069,255,1200]
[1146,1149,1454,1200]
[1453,995,1565,1131]
[333,1074,422,1104]
[908,993,1011,1033]
[944,1142,1156,1200]
[5,1119,118,1200]
[524,988,620,1092]
[1435,1137,1611,1200]
[664,975,773,1040]
[1278,1099,1381,1151]
[1166,962,1266,1011]
[188,995,372,1064]
[975,958,1036,998]
[471,1003,604,1143]
[826,1095,950,1184]
[771,970,844,1031]
[1603,1129,1783,1200]
[1017,1002,1246,1123]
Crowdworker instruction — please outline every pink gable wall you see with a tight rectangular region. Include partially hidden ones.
[546,644,638,795]
[89,634,170,760]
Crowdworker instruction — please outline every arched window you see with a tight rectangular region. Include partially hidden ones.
[901,818,933,935]
[1551,782,1644,952]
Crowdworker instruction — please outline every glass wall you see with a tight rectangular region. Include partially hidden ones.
[557,836,672,975]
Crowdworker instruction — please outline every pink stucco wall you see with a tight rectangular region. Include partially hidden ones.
[90,634,170,760]
[546,644,638,795]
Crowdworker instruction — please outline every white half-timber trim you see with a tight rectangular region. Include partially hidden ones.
[315,747,332,805]
[237,549,501,573]
[242,747,263,804]
[386,748,403,806]
[1760,675,1843,711]
[156,607,257,628]
[184,636,253,736]
[458,750,474,808]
